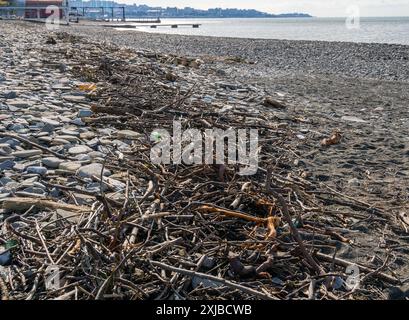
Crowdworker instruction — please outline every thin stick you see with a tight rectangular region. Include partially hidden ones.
[265,167,324,275]
[315,252,400,285]
[149,260,279,300]
[0,132,75,160]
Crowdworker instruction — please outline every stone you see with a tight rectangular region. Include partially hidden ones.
[12,149,43,158]
[103,177,126,191]
[26,166,48,176]
[0,250,12,266]
[0,156,15,162]
[22,187,47,195]
[14,191,46,199]
[41,117,61,127]
[80,131,95,139]
[75,154,91,162]
[0,138,20,148]
[76,163,111,179]
[68,145,93,155]
[62,95,86,102]
[42,157,64,169]
[70,118,85,126]
[0,160,15,171]
[59,162,82,172]
[6,99,31,109]
[60,129,80,137]
[85,182,108,193]
[341,116,367,123]
[55,135,80,143]
[4,91,17,99]
[347,178,360,187]
[41,123,56,133]
[0,145,13,155]
[51,138,71,146]
[0,177,14,186]
[88,151,104,159]
[117,130,142,140]
[78,109,93,118]
[86,138,100,148]
[52,84,71,91]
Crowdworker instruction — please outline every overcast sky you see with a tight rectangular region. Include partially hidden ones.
[120,0,409,17]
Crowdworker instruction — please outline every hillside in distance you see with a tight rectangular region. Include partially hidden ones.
[69,1,312,18]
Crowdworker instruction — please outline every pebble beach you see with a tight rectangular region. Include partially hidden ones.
[1,20,409,300]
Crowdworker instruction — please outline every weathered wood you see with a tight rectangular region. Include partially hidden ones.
[2,198,89,214]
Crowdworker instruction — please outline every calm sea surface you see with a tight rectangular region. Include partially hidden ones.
[124,17,409,45]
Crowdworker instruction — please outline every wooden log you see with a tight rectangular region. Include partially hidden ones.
[1,198,89,214]
[262,97,286,109]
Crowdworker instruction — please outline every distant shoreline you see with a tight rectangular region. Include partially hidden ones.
[126,16,314,19]
[67,21,409,82]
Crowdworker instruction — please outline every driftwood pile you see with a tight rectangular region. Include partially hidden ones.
[0,32,403,300]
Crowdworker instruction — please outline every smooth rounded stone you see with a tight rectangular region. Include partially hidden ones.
[38,136,53,143]
[0,177,14,186]
[80,131,95,139]
[21,176,39,186]
[1,180,19,191]
[22,187,47,195]
[0,251,12,266]
[68,145,93,155]
[12,149,43,158]
[62,95,87,102]
[6,99,31,109]
[51,138,71,146]
[97,145,110,154]
[76,163,112,179]
[75,154,92,163]
[104,177,126,191]
[52,84,71,91]
[0,138,20,147]
[60,129,81,137]
[41,123,56,133]
[85,182,108,193]
[58,116,72,123]
[0,144,13,155]
[0,193,11,200]
[55,169,74,176]
[26,166,48,176]
[70,118,85,126]
[33,182,47,190]
[8,124,25,132]
[59,162,82,172]
[4,91,17,99]
[0,156,15,162]
[86,138,100,148]
[42,157,64,169]
[0,160,15,171]
[117,130,142,140]
[98,128,115,135]
[14,191,46,199]
[88,151,105,159]
[341,115,367,123]
[41,117,61,127]
[77,109,93,118]
[347,178,360,187]
[296,134,306,140]
[55,135,80,143]
[50,187,61,198]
